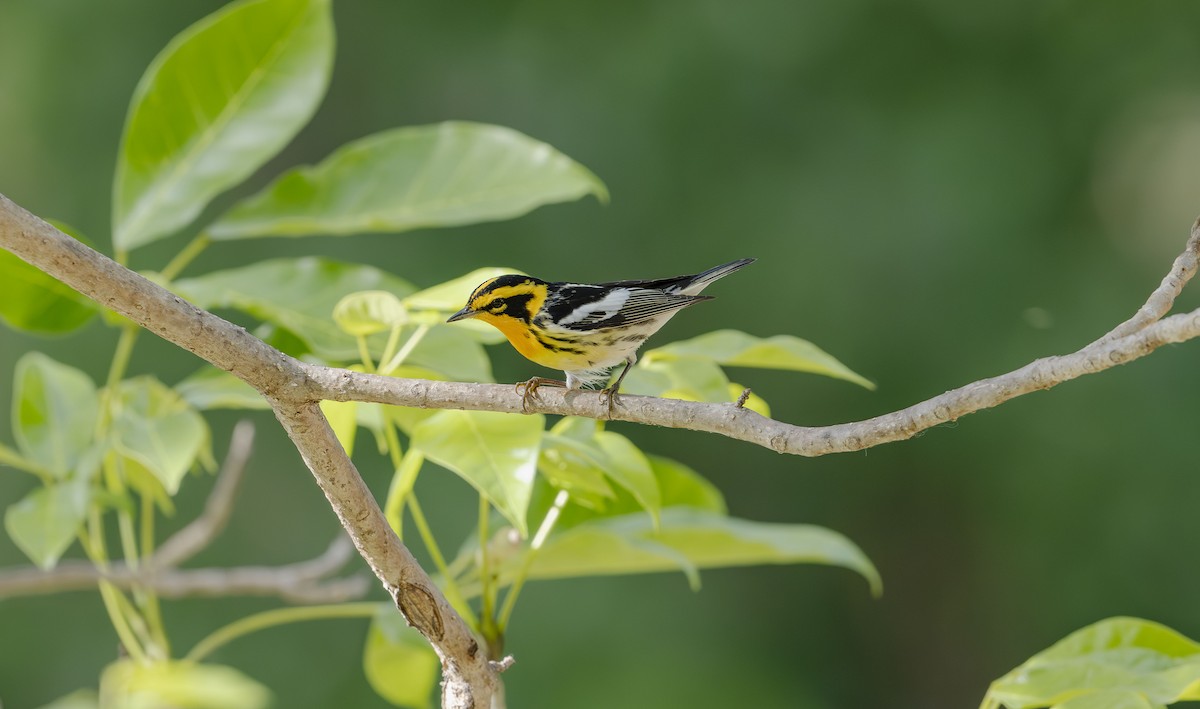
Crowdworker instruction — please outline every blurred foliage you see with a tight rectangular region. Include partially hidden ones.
[4,0,1200,708]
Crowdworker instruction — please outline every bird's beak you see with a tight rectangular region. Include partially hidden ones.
[446,307,476,323]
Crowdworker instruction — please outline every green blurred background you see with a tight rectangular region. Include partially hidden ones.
[4,1,1200,707]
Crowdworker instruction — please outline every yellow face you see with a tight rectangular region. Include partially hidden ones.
[447,276,550,362]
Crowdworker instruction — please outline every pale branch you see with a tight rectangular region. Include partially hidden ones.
[303,307,1200,455]
[3,192,1200,706]
[0,537,367,602]
[1098,217,1200,343]
[268,399,502,704]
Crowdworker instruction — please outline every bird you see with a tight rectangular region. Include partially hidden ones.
[446,258,755,410]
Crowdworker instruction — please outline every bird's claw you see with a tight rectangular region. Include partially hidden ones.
[515,377,565,413]
[598,386,620,419]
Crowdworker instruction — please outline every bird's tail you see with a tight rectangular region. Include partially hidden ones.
[679,258,756,295]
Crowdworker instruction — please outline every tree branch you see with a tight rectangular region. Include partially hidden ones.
[0,537,368,602]
[4,192,1200,706]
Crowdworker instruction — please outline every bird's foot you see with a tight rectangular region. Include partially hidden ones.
[598,385,622,419]
[515,377,565,412]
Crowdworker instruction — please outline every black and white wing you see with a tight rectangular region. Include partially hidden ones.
[544,285,709,331]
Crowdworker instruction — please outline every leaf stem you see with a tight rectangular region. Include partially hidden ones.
[159,232,211,282]
[378,324,403,372]
[185,602,380,663]
[95,323,141,438]
[383,448,422,537]
[140,493,170,656]
[498,489,569,631]
[380,324,430,375]
[356,335,376,373]
[84,508,148,663]
[408,493,478,628]
[0,445,55,483]
[478,495,499,647]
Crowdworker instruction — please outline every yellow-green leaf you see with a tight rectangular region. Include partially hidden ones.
[403,267,522,312]
[13,353,99,477]
[363,609,439,709]
[492,508,881,596]
[209,122,608,239]
[983,617,1200,709]
[174,257,416,362]
[411,410,542,535]
[33,689,99,709]
[113,0,334,250]
[645,329,875,389]
[175,368,269,410]
[320,399,357,457]
[99,659,270,709]
[110,376,208,495]
[333,291,408,336]
[5,481,91,569]
[621,356,731,403]
[0,221,97,334]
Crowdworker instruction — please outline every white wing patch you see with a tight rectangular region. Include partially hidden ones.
[557,289,630,326]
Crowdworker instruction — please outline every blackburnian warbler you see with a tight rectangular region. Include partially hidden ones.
[447,258,755,408]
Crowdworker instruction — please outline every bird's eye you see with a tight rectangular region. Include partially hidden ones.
[489,298,507,312]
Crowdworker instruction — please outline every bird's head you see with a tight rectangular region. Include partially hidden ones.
[447,274,548,330]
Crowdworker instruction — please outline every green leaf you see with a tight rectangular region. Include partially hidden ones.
[174,257,416,361]
[99,659,271,709]
[33,689,99,709]
[648,455,726,514]
[500,508,881,595]
[320,399,357,457]
[534,446,722,524]
[983,617,1200,709]
[0,221,97,334]
[363,609,440,709]
[538,435,617,505]
[645,329,875,390]
[411,410,542,535]
[5,481,91,569]
[333,290,408,336]
[402,325,494,382]
[537,419,660,521]
[175,367,269,410]
[13,353,99,477]
[209,121,608,239]
[110,376,208,495]
[592,431,661,526]
[403,267,521,312]
[112,0,334,250]
[1052,691,1160,709]
[403,267,520,344]
[621,356,732,403]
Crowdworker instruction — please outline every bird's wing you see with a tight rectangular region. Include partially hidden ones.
[548,286,709,331]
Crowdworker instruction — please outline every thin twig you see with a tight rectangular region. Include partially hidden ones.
[0,426,362,603]
[0,536,367,602]
[154,420,255,567]
[1097,216,1200,343]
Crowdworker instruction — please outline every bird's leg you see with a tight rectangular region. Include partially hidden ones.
[515,377,565,412]
[599,355,637,417]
